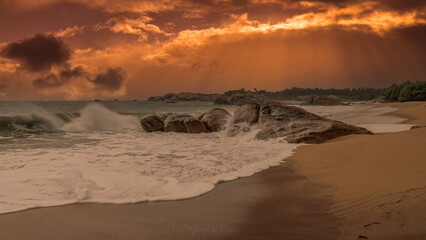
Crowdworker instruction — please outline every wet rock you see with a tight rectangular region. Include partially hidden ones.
[232,103,260,124]
[200,108,231,132]
[184,118,209,133]
[164,114,208,133]
[140,115,165,132]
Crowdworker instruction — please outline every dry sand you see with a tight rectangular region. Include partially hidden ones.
[287,101,426,239]
[0,102,424,240]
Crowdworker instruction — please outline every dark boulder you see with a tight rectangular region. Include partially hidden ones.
[140,115,165,132]
[200,108,231,132]
[185,118,209,133]
[164,114,208,133]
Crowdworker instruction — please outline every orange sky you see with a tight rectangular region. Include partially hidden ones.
[0,0,425,100]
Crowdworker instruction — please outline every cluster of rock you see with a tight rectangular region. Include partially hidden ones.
[148,90,270,106]
[214,92,267,106]
[140,108,231,133]
[299,95,347,106]
[147,92,220,103]
[140,101,372,144]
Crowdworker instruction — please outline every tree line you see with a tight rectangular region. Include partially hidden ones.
[385,81,426,102]
[223,81,425,102]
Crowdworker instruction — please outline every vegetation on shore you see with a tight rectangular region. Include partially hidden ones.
[224,87,387,101]
[148,81,425,103]
[385,81,426,102]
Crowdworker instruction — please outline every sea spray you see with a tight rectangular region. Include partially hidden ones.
[61,103,140,131]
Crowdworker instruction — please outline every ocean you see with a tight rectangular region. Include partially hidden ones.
[0,101,300,214]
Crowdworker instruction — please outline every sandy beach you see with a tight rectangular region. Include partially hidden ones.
[288,102,426,239]
[0,102,425,240]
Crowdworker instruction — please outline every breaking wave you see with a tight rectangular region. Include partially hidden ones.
[0,103,140,134]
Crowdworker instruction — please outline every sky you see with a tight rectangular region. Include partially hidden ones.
[0,0,425,100]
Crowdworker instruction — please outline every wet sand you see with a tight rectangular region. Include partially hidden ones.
[0,160,339,240]
[0,102,425,240]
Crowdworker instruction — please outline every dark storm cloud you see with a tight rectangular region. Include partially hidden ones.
[33,66,87,88]
[91,67,126,90]
[33,74,63,88]
[0,34,71,72]
[60,66,87,80]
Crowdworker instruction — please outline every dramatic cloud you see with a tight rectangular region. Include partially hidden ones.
[0,0,425,100]
[53,25,86,38]
[33,66,86,88]
[0,34,71,72]
[101,16,169,41]
[91,67,126,90]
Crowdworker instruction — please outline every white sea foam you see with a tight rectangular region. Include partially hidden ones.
[0,127,297,214]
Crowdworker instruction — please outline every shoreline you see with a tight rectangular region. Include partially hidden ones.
[0,102,425,239]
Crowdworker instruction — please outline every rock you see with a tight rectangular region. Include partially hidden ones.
[140,115,165,132]
[164,114,191,132]
[372,96,386,103]
[213,96,229,105]
[327,95,340,101]
[175,92,198,101]
[228,102,372,143]
[147,96,164,101]
[164,114,208,133]
[185,118,209,133]
[411,125,425,130]
[148,92,219,102]
[200,108,231,132]
[297,95,319,101]
[232,103,260,124]
[301,96,346,106]
[214,94,259,106]
[257,102,371,143]
[164,99,177,103]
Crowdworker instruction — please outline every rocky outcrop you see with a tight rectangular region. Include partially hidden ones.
[228,102,372,143]
[140,102,372,143]
[148,92,219,102]
[301,95,346,106]
[140,115,165,132]
[199,108,231,132]
[214,95,257,106]
[164,114,208,133]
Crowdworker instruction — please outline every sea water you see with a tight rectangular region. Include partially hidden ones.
[0,101,412,214]
[0,101,298,214]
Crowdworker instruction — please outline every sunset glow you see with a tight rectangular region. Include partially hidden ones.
[0,0,425,99]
